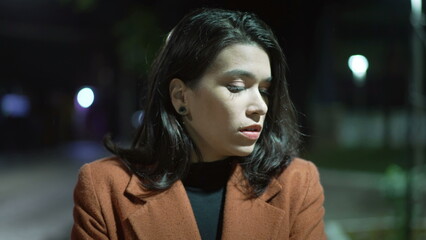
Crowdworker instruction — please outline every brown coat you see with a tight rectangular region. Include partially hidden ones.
[71,157,326,240]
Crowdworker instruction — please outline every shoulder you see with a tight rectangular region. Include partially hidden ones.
[276,157,320,185]
[287,157,318,172]
[270,158,324,208]
[72,157,140,239]
[80,156,130,175]
[76,156,132,192]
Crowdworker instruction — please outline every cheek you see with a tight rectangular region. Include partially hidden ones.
[187,93,216,125]
[208,94,241,122]
[190,92,237,127]
[190,84,253,122]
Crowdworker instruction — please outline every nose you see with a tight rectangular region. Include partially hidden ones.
[246,89,268,118]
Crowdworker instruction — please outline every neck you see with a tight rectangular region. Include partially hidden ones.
[190,151,228,163]
[183,158,234,191]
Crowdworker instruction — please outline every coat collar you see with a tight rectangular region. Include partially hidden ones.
[124,164,285,240]
[221,165,286,240]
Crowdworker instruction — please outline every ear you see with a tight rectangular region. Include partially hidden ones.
[169,78,188,113]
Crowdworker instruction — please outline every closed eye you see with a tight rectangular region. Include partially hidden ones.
[226,85,270,98]
[259,88,270,96]
[226,85,245,93]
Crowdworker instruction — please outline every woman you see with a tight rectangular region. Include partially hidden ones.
[72,8,326,240]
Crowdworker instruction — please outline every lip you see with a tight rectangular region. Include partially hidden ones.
[239,124,262,140]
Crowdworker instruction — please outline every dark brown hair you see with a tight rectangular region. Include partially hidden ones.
[105,8,300,197]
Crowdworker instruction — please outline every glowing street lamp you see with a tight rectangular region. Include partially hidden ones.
[76,87,95,108]
[73,86,95,139]
[411,0,422,22]
[348,55,369,87]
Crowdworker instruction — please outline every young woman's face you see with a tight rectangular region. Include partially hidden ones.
[184,44,271,162]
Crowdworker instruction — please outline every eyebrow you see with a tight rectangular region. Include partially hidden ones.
[222,69,272,82]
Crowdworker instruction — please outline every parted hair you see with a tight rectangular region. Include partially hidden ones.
[104,8,300,197]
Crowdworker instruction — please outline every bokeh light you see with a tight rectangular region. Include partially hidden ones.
[1,94,30,117]
[348,55,369,85]
[76,87,95,108]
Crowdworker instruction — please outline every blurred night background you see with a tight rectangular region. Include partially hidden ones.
[0,0,425,239]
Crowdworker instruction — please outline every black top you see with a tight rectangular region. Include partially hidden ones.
[182,159,234,240]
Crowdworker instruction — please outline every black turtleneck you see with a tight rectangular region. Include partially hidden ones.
[182,158,234,240]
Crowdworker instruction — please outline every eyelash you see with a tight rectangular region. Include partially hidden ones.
[226,85,245,93]
[226,85,270,96]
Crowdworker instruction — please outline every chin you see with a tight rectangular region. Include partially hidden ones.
[233,146,256,157]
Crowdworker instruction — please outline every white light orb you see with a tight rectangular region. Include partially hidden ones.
[76,87,95,108]
[411,0,422,21]
[348,55,369,86]
[348,55,369,74]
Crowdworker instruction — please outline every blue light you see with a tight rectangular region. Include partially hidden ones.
[1,94,30,117]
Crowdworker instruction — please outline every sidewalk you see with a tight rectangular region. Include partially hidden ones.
[321,168,392,239]
[0,152,79,240]
[0,142,108,240]
[322,167,426,239]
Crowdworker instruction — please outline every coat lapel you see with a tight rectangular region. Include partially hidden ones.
[123,165,285,240]
[124,175,201,240]
[221,165,286,240]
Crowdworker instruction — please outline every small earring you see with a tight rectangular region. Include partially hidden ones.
[178,106,187,115]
